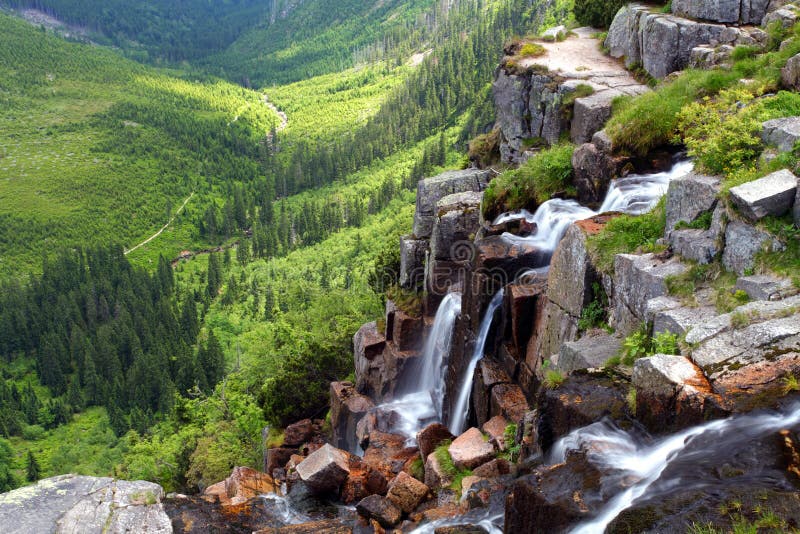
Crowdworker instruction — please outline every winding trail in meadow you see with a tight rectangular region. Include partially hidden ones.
[124,191,194,255]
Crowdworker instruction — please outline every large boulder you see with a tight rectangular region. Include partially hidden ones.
[795,181,800,228]
[330,381,374,453]
[556,332,622,373]
[664,172,720,233]
[295,444,351,494]
[782,55,800,91]
[632,354,715,430]
[571,90,623,145]
[424,451,454,489]
[722,220,783,275]
[283,419,316,448]
[762,117,800,153]
[571,143,616,206]
[672,0,769,24]
[448,427,496,470]
[0,475,171,534]
[430,191,483,261]
[417,423,455,464]
[413,169,491,239]
[356,495,402,528]
[386,472,430,513]
[612,253,689,334]
[606,6,726,78]
[729,169,798,221]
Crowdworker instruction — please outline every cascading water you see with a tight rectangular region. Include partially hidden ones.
[547,403,800,533]
[448,289,505,435]
[493,159,695,271]
[365,293,462,442]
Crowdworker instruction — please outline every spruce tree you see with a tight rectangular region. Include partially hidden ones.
[25,451,40,482]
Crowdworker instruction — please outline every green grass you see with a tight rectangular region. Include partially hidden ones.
[586,198,666,274]
[482,143,576,219]
[433,440,473,492]
[543,369,567,389]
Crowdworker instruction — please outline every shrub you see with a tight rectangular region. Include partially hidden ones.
[618,328,678,366]
[482,143,575,219]
[519,43,546,58]
[573,0,626,29]
[578,282,609,331]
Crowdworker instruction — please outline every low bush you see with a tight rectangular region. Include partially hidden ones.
[519,43,546,58]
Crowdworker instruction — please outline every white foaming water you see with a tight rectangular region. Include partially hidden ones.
[500,199,595,253]
[448,289,505,435]
[494,159,695,263]
[598,159,694,214]
[260,494,311,525]
[409,512,504,534]
[366,293,462,443]
[556,403,800,534]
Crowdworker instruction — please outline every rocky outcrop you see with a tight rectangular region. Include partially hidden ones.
[606,5,727,79]
[413,169,491,239]
[385,472,429,513]
[612,253,689,334]
[494,29,647,163]
[672,0,770,24]
[448,427,496,469]
[0,475,170,534]
[762,117,800,153]
[556,332,622,373]
[722,220,783,274]
[356,494,402,527]
[782,54,800,90]
[330,381,374,453]
[735,274,796,300]
[664,172,721,232]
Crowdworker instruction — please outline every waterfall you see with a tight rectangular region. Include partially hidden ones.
[547,403,800,533]
[493,159,695,269]
[448,289,505,435]
[368,293,462,441]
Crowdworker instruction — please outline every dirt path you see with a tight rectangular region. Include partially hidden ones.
[125,191,194,255]
[263,96,288,133]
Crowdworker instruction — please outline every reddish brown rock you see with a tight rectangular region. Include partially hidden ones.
[475,235,547,280]
[356,495,402,528]
[781,430,800,482]
[362,431,418,482]
[481,416,510,451]
[490,383,529,424]
[472,458,511,479]
[254,518,353,533]
[295,444,350,494]
[203,467,276,508]
[505,280,547,357]
[354,321,387,398]
[448,428,496,470]
[283,419,316,448]
[340,454,370,505]
[472,359,512,428]
[330,381,374,452]
[416,423,455,466]
[390,310,424,352]
[386,472,430,514]
[265,448,295,477]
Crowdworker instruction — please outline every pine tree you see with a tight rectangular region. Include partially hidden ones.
[0,439,15,492]
[25,451,40,482]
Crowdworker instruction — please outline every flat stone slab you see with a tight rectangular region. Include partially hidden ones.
[448,427,496,470]
[729,169,798,221]
[0,475,170,534]
[557,332,622,373]
[653,305,716,336]
[685,293,800,345]
[735,274,796,301]
[762,117,800,153]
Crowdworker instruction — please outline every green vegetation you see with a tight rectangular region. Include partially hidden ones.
[689,507,795,533]
[499,424,521,463]
[483,143,576,218]
[543,369,567,389]
[433,440,473,492]
[586,199,666,274]
[674,210,713,231]
[615,328,679,366]
[573,0,625,29]
[519,42,546,58]
[578,282,609,332]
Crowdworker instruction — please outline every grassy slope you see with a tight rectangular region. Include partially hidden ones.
[0,13,281,277]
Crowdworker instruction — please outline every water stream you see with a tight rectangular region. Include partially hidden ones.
[550,403,800,533]
[448,288,505,435]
